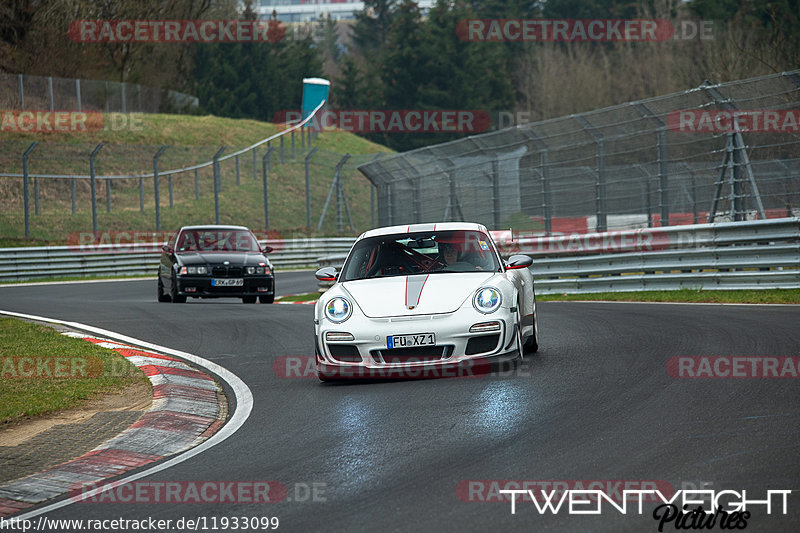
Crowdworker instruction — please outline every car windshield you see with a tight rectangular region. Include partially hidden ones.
[176,229,260,252]
[340,230,501,281]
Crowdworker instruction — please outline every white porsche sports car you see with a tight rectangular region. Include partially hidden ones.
[313,222,538,381]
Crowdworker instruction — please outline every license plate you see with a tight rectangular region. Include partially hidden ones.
[387,333,435,349]
[211,278,243,286]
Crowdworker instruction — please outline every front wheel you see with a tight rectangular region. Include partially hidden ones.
[157,277,171,302]
[242,296,257,304]
[170,275,186,303]
[259,294,274,304]
[523,318,539,354]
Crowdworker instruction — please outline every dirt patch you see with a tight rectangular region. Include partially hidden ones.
[0,380,151,447]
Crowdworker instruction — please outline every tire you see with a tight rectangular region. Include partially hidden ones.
[259,294,274,304]
[170,275,186,303]
[514,303,524,357]
[242,296,257,304]
[523,319,539,354]
[157,277,171,302]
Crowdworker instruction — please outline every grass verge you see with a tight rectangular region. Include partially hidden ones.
[276,292,321,303]
[538,288,800,304]
[0,317,148,423]
[0,274,153,285]
[0,114,392,245]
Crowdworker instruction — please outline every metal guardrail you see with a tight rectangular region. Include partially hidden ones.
[314,218,800,294]
[0,238,354,282]
[3,220,798,293]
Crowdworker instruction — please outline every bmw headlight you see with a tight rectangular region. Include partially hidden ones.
[246,264,269,275]
[180,266,208,275]
[473,287,502,314]
[325,297,352,323]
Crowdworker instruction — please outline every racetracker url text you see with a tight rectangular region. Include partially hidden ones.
[0,515,279,531]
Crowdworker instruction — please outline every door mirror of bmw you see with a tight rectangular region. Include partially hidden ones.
[261,245,274,253]
[315,267,338,282]
[505,254,532,270]
[162,244,173,254]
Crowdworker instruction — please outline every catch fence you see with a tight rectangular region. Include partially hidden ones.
[358,71,800,233]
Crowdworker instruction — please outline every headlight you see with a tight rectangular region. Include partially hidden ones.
[473,287,502,314]
[246,264,270,275]
[180,266,207,275]
[325,297,352,323]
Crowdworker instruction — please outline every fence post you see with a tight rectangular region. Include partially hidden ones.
[48,76,54,111]
[168,172,174,208]
[368,153,382,228]
[280,136,285,163]
[213,146,226,225]
[34,176,40,216]
[235,154,240,186]
[106,177,111,213]
[22,142,38,238]
[195,168,200,200]
[153,145,168,231]
[253,148,257,181]
[540,150,552,234]
[318,154,351,232]
[338,155,353,232]
[18,74,24,108]
[267,145,273,173]
[657,129,669,226]
[71,179,76,214]
[76,79,82,112]
[262,151,270,229]
[291,130,296,159]
[121,83,127,113]
[491,159,500,230]
[139,176,144,212]
[89,143,105,233]
[305,147,319,227]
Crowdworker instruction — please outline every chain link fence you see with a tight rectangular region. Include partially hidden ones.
[358,71,800,233]
[0,117,381,240]
[0,73,198,113]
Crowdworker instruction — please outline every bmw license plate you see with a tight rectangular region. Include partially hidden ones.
[211,278,243,286]
[387,333,435,349]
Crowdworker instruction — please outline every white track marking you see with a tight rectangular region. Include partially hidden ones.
[0,309,253,520]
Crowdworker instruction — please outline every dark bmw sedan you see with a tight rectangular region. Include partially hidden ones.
[157,225,275,303]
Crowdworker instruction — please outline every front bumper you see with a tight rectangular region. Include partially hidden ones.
[315,306,520,379]
[175,275,274,298]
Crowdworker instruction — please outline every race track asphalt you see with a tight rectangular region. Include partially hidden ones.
[1,272,799,532]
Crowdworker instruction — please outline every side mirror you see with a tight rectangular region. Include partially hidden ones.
[162,244,174,254]
[315,266,338,282]
[262,245,274,253]
[505,254,532,270]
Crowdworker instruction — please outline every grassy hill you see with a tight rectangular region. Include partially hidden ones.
[0,114,392,246]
